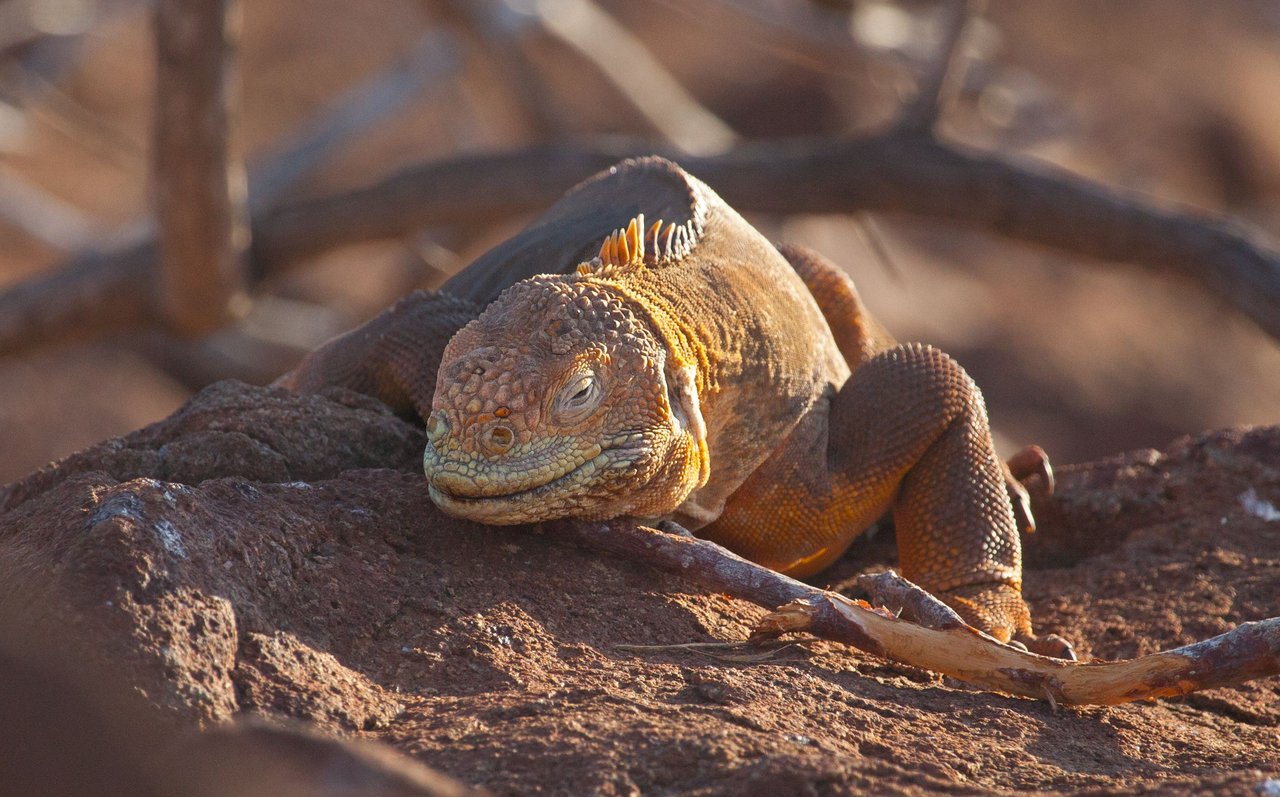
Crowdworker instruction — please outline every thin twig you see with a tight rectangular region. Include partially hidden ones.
[247,30,460,212]
[676,0,870,77]
[426,0,569,137]
[534,0,738,154]
[14,71,146,169]
[907,0,973,127]
[0,170,105,251]
[850,214,904,283]
[893,0,976,136]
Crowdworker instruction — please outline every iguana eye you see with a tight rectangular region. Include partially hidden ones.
[553,373,602,423]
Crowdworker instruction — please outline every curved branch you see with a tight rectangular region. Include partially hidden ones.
[561,519,1280,706]
[5,133,1280,354]
[892,0,974,135]
[257,136,1280,341]
[0,244,153,353]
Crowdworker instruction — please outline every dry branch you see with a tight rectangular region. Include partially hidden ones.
[259,136,1280,340]
[5,132,1280,354]
[0,245,153,352]
[247,30,459,211]
[0,171,104,251]
[893,0,974,135]
[559,519,1280,706]
[533,0,738,154]
[152,0,249,336]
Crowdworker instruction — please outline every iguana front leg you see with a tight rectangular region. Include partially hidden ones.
[703,343,1050,646]
[707,246,1063,654]
[781,242,1048,534]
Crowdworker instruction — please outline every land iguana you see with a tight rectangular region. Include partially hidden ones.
[281,156,1069,657]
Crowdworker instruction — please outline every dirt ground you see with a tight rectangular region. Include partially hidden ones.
[1,380,1275,795]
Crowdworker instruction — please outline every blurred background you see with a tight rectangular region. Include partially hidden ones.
[0,0,1278,483]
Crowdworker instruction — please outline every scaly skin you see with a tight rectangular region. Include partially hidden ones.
[282,157,1064,652]
[423,275,708,523]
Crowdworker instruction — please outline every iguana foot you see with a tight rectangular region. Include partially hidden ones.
[938,582,1028,642]
[939,582,1075,660]
[1013,631,1077,661]
[1007,444,1054,493]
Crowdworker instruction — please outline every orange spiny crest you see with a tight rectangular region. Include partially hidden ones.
[580,212,701,277]
[617,227,631,263]
[585,214,650,276]
[647,219,662,240]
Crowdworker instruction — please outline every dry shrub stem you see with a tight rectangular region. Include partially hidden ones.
[3,132,1278,355]
[152,0,249,337]
[558,519,1280,706]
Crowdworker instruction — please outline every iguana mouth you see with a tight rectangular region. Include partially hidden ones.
[426,445,643,522]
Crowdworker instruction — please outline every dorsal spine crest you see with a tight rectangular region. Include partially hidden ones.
[579,212,701,278]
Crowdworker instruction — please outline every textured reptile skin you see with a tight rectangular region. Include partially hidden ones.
[282,157,1052,646]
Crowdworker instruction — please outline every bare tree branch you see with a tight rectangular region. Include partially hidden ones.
[152,0,249,336]
[4,133,1280,354]
[0,244,152,352]
[247,30,460,211]
[534,0,738,154]
[560,519,1280,706]
[0,170,105,251]
[893,0,976,135]
[256,136,1280,339]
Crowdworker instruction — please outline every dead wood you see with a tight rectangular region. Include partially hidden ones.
[4,132,1280,353]
[534,0,738,154]
[152,0,249,336]
[558,519,1280,706]
[259,135,1280,341]
[892,0,975,136]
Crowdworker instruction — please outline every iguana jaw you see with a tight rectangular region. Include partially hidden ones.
[425,440,649,524]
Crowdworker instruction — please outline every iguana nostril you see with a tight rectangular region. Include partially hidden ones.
[425,410,449,447]
[481,423,515,455]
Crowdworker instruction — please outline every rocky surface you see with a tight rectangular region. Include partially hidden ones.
[1,380,1277,795]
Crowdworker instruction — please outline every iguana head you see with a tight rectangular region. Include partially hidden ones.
[422,274,709,525]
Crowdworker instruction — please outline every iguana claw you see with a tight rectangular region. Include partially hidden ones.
[1004,444,1054,534]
